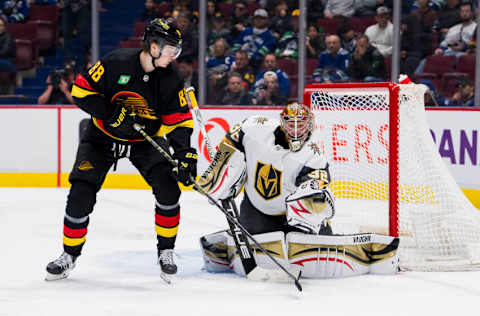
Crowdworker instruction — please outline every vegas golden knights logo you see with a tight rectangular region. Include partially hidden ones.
[254,162,282,200]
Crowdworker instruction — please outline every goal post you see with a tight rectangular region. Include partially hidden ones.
[303,82,480,271]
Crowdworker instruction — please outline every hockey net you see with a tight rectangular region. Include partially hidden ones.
[304,82,480,271]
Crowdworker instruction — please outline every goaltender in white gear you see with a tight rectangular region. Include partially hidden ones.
[197,103,399,279]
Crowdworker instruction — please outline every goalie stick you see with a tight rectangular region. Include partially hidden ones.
[133,123,302,292]
[184,89,301,283]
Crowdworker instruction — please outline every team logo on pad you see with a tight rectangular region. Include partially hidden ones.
[254,162,282,200]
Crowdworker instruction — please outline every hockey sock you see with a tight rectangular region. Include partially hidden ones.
[63,214,89,257]
[155,201,180,253]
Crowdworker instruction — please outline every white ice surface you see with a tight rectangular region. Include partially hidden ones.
[1,188,480,316]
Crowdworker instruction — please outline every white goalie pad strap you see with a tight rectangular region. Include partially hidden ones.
[286,180,335,234]
[197,141,246,202]
[286,232,399,278]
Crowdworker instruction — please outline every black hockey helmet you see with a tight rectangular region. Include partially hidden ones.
[143,18,183,58]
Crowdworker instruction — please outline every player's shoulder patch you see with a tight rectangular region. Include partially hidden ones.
[302,141,328,169]
[306,142,322,156]
[244,115,278,127]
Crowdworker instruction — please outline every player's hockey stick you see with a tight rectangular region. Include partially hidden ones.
[185,86,216,158]
[133,123,302,292]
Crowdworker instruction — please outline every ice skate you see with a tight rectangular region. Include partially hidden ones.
[158,249,177,284]
[45,252,77,281]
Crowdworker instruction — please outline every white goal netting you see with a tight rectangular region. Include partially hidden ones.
[307,83,480,271]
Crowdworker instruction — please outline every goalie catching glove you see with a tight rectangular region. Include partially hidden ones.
[174,148,198,186]
[286,179,335,234]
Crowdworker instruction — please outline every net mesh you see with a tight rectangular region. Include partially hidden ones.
[308,83,480,271]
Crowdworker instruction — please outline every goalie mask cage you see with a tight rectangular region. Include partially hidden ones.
[303,82,480,271]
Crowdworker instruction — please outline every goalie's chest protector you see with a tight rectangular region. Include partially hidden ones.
[241,118,317,216]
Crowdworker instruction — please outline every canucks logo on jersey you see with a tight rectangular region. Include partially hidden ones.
[254,161,282,200]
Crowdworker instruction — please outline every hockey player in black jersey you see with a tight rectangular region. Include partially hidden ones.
[45,18,197,281]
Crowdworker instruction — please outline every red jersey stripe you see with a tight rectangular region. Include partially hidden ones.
[63,226,88,238]
[74,73,95,91]
[155,213,180,228]
[161,111,193,125]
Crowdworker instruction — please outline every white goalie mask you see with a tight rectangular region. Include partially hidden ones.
[280,103,314,152]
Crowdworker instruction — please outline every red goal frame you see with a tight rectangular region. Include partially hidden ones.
[303,83,400,237]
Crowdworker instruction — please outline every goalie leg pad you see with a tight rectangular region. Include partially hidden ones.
[286,232,399,278]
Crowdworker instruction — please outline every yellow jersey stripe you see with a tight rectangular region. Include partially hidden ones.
[71,85,100,99]
[160,119,194,136]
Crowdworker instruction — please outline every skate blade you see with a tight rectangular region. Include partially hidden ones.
[160,272,173,284]
[45,271,69,281]
[247,266,301,283]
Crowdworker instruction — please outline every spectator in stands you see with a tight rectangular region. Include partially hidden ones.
[62,0,91,67]
[207,12,232,47]
[139,0,158,22]
[313,34,351,83]
[217,72,253,105]
[410,0,437,58]
[434,0,461,40]
[442,76,475,107]
[207,0,218,22]
[400,15,422,77]
[347,35,386,82]
[230,0,252,40]
[0,0,29,23]
[177,54,198,92]
[233,8,276,69]
[206,38,231,75]
[38,64,75,105]
[306,24,325,58]
[419,79,442,107]
[228,49,255,88]
[337,21,357,54]
[275,9,300,59]
[176,11,198,58]
[354,0,385,17]
[207,38,231,103]
[254,71,288,106]
[211,50,255,100]
[0,16,15,74]
[270,0,291,40]
[253,52,290,97]
[307,0,325,24]
[323,0,355,19]
[365,6,393,57]
[435,1,476,57]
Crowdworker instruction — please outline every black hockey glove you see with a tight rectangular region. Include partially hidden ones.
[174,148,198,186]
[105,105,143,138]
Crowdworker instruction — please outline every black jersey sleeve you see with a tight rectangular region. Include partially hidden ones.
[71,59,110,119]
[160,76,194,152]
